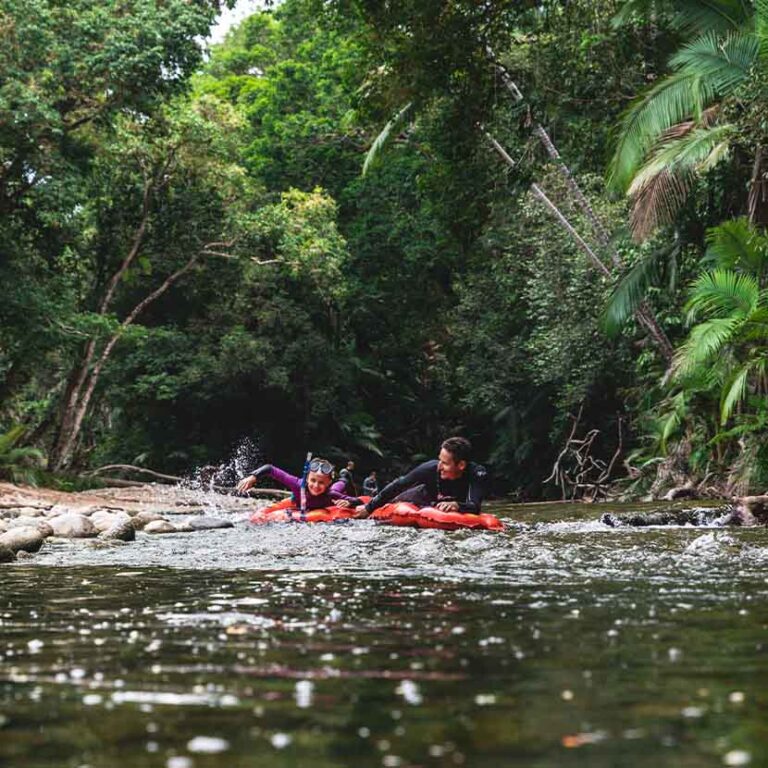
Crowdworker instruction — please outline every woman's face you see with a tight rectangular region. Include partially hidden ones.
[306,471,331,496]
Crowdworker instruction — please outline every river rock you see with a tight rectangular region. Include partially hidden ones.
[144,519,177,534]
[664,484,699,501]
[91,510,132,533]
[132,511,166,530]
[7,506,45,519]
[0,542,15,563]
[183,516,234,531]
[5,518,54,538]
[99,517,136,542]
[736,495,768,525]
[48,514,96,538]
[0,527,45,553]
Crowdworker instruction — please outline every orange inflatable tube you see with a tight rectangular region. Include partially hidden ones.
[250,497,503,531]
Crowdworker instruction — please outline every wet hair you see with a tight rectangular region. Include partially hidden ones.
[441,436,472,464]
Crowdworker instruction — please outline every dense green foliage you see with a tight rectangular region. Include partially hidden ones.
[4,0,768,497]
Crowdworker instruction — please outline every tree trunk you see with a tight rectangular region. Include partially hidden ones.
[48,253,201,472]
[487,51,674,362]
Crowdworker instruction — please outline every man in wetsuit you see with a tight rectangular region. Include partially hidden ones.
[354,436,487,518]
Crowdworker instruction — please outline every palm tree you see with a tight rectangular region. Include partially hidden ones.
[673,217,768,423]
[610,0,767,240]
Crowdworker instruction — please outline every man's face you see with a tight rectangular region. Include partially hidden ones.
[438,448,466,480]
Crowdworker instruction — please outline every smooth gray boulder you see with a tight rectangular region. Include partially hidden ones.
[143,519,177,534]
[0,542,15,562]
[91,510,132,533]
[48,514,96,538]
[0,527,45,553]
[6,518,54,537]
[99,517,136,542]
[132,511,166,530]
[184,516,234,531]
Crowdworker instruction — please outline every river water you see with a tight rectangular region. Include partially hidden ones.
[2,498,768,767]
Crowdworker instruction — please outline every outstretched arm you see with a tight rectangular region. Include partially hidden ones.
[236,465,301,496]
[356,461,435,517]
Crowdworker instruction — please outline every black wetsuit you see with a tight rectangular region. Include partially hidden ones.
[363,460,488,515]
[362,476,379,495]
[338,468,357,495]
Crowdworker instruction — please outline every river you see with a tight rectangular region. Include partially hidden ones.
[2,498,767,767]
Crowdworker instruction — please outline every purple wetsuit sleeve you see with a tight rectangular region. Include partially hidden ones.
[330,479,347,494]
[329,488,360,504]
[251,464,301,496]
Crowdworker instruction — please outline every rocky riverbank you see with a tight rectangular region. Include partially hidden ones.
[0,481,268,563]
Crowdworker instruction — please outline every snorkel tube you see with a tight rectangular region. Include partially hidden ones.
[299,451,312,520]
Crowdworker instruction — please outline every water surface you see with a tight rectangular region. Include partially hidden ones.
[2,499,767,767]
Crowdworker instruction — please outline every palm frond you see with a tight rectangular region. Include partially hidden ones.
[756,0,768,60]
[704,216,768,273]
[720,362,751,422]
[613,0,750,34]
[660,390,687,451]
[739,307,768,341]
[670,31,758,92]
[362,101,415,176]
[686,269,760,320]
[609,30,755,192]
[673,315,742,377]
[627,123,732,239]
[609,72,711,192]
[0,425,26,455]
[669,0,752,35]
[602,241,679,334]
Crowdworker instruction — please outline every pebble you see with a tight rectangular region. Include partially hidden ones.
[0,542,16,563]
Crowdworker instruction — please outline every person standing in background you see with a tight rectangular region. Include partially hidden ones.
[338,460,357,495]
[362,470,379,496]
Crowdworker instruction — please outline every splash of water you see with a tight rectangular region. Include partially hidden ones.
[183,437,263,494]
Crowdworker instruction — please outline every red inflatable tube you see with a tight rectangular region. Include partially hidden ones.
[372,501,504,531]
[249,497,356,524]
[250,497,503,531]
